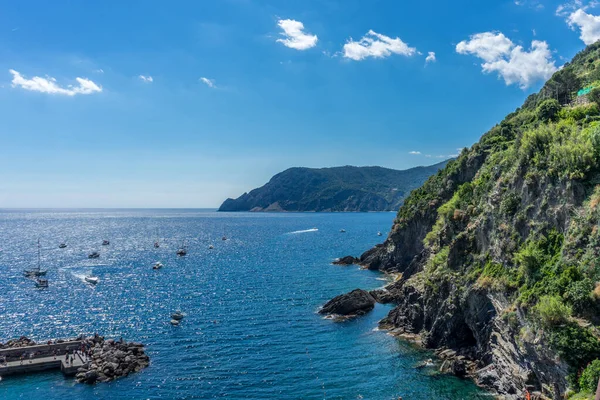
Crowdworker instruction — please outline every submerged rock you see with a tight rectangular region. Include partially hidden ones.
[319,289,376,317]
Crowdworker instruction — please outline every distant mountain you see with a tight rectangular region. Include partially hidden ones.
[218,161,450,212]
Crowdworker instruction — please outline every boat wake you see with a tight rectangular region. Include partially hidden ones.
[286,228,318,234]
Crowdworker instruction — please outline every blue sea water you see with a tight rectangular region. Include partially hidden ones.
[0,209,488,399]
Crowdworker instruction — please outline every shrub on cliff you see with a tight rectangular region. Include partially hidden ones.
[533,295,572,328]
[589,87,600,105]
[580,360,600,393]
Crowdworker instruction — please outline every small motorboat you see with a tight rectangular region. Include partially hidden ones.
[377,231,382,236]
[208,245,214,249]
[102,240,110,246]
[176,248,187,256]
[171,311,184,320]
[221,236,227,241]
[170,319,180,326]
[59,243,67,248]
[85,275,99,285]
[35,278,49,288]
[340,229,346,233]
[88,251,100,259]
[153,262,163,270]
[154,241,160,248]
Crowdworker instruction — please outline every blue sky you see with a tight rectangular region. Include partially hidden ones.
[0,0,598,207]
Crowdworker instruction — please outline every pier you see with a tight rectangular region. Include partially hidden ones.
[0,340,90,377]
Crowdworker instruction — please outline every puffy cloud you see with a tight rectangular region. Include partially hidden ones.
[200,77,216,88]
[456,32,557,89]
[408,151,421,155]
[343,30,417,61]
[425,52,436,63]
[456,32,513,62]
[138,75,153,83]
[9,69,102,96]
[276,19,318,50]
[566,9,600,44]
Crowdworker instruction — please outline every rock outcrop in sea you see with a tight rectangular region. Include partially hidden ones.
[319,289,376,317]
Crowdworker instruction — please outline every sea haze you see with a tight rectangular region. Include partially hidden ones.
[0,209,486,399]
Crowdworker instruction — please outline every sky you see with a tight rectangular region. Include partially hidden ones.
[0,0,598,208]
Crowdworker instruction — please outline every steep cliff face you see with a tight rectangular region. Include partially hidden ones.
[357,42,600,399]
[218,162,448,212]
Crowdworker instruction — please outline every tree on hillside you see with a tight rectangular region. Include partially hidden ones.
[540,69,581,105]
[589,88,600,105]
[536,99,561,122]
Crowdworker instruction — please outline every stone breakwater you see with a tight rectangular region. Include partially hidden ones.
[0,335,149,384]
[75,335,150,384]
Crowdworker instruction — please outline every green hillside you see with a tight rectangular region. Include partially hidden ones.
[218,161,449,212]
[356,42,600,399]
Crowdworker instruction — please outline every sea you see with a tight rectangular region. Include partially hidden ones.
[0,209,488,399]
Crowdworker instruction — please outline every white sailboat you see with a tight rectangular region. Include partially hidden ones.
[154,229,160,248]
[176,241,187,256]
[24,239,47,278]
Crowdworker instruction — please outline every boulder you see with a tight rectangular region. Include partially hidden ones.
[84,370,99,384]
[319,289,376,316]
[332,256,359,265]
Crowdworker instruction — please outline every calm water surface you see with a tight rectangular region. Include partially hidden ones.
[0,209,488,399]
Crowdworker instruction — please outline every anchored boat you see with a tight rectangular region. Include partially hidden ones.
[176,241,187,256]
[35,278,49,288]
[24,239,47,278]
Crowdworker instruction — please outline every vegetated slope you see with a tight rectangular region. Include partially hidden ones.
[218,161,449,212]
[356,42,600,399]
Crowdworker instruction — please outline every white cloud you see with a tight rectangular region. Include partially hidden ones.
[408,151,421,155]
[515,0,544,10]
[138,75,153,83]
[456,32,557,89]
[456,32,513,62]
[343,30,417,61]
[200,77,216,88]
[276,19,318,50]
[556,1,599,16]
[9,69,102,96]
[425,52,436,63]
[426,154,458,159]
[567,9,600,44]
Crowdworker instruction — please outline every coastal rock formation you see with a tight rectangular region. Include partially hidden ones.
[332,256,359,265]
[339,42,600,399]
[218,162,449,212]
[75,335,149,384]
[319,289,376,317]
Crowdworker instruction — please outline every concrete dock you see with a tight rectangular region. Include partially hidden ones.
[0,340,90,377]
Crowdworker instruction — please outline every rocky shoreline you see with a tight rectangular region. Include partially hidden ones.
[324,252,556,400]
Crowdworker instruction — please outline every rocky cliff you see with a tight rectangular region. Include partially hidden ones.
[218,162,449,212]
[336,42,600,399]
